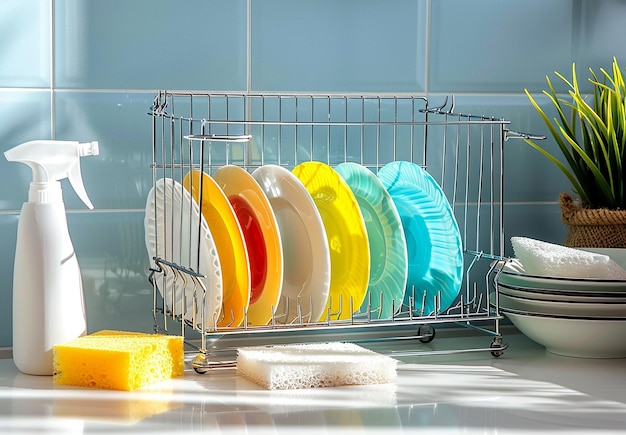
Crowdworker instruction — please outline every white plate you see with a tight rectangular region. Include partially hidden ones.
[497,269,626,294]
[496,279,626,303]
[144,178,223,327]
[495,291,626,317]
[252,165,331,323]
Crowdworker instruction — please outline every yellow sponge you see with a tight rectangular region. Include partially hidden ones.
[53,330,184,391]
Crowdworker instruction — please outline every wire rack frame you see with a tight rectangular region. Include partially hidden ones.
[147,91,510,372]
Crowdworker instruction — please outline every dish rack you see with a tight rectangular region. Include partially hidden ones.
[147,91,512,373]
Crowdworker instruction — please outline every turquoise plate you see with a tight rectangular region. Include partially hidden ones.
[377,161,463,314]
[335,162,408,319]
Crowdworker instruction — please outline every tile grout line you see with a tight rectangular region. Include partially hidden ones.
[424,0,431,97]
[0,209,148,215]
[50,0,55,139]
[247,0,252,94]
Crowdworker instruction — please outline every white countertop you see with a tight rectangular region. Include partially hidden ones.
[1,327,626,434]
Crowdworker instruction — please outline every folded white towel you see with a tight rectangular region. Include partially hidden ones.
[511,237,626,279]
[237,342,397,390]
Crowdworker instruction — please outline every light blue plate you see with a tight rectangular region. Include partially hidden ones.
[335,162,408,319]
[377,161,463,314]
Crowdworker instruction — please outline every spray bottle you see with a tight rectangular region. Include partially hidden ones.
[5,140,99,375]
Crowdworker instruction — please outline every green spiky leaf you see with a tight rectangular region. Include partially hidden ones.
[525,57,626,209]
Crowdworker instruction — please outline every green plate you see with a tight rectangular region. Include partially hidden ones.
[335,162,408,319]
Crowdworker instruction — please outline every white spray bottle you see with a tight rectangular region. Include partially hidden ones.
[5,140,99,375]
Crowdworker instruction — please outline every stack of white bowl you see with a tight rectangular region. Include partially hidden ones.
[494,245,626,358]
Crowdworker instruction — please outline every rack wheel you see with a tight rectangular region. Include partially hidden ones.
[193,366,210,374]
[490,337,504,358]
[417,325,435,343]
[192,353,210,374]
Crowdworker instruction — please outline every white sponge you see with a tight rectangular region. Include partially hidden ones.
[511,237,626,279]
[236,342,397,390]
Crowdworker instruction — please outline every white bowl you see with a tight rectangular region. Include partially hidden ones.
[502,308,626,358]
[493,248,626,358]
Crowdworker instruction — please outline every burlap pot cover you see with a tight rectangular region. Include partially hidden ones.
[560,192,626,248]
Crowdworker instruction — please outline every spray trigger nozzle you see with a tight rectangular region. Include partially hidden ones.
[4,140,99,208]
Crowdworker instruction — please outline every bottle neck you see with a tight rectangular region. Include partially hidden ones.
[28,181,63,203]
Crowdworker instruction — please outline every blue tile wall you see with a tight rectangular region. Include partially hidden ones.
[1,0,625,346]
[446,95,573,204]
[0,214,18,346]
[53,91,155,209]
[0,90,52,209]
[0,1,51,88]
[429,0,578,93]
[250,0,427,92]
[54,0,248,90]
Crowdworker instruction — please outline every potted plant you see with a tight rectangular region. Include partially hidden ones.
[524,57,626,248]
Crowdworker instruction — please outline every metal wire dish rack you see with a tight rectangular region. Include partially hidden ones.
[147,91,512,373]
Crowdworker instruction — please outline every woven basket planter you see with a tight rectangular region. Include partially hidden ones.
[560,193,626,248]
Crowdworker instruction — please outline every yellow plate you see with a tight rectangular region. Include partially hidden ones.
[293,161,370,321]
[213,165,284,326]
[183,170,250,328]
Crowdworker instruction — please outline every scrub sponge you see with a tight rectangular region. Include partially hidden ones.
[237,342,397,390]
[52,330,184,391]
[511,236,626,279]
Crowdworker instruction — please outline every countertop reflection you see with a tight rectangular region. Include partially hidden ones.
[1,327,626,434]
